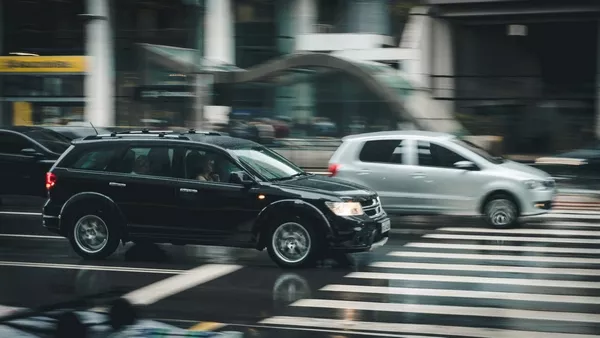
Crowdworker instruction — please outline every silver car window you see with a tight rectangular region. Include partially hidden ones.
[359,139,407,164]
[417,141,469,168]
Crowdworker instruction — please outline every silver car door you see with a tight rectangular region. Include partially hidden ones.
[414,140,485,214]
[353,138,420,213]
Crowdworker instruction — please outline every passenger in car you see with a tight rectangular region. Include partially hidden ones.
[186,151,219,182]
[196,156,219,182]
[133,155,149,175]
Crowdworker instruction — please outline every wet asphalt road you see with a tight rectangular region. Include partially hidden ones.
[1,196,600,337]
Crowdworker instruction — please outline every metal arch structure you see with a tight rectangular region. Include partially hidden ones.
[212,53,419,128]
[137,43,463,134]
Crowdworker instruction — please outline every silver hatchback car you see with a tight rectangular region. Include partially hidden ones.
[328,131,556,228]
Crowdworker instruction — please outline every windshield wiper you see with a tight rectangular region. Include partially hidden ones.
[270,172,310,182]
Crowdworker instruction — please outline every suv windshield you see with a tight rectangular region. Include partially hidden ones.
[453,138,504,164]
[231,146,306,181]
[23,129,70,154]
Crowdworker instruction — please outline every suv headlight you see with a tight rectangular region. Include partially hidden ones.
[325,201,364,216]
[523,180,544,190]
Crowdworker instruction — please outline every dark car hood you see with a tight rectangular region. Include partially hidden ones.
[272,174,376,201]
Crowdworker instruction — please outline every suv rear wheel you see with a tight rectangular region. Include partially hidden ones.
[267,216,320,268]
[68,209,120,259]
[483,194,519,229]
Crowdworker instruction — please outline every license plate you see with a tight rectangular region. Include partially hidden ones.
[380,219,391,233]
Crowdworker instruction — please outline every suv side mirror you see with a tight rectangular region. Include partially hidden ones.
[21,148,43,158]
[454,160,477,170]
[230,171,254,186]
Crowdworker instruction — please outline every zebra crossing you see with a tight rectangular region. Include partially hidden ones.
[260,215,600,337]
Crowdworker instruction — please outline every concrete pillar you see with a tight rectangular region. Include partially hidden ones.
[84,0,114,127]
[205,0,234,64]
[203,0,234,129]
[346,0,389,35]
[294,0,317,36]
[275,0,316,124]
[431,18,455,111]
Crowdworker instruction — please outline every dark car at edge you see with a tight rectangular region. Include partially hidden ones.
[42,130,390,268]
[0,126,71,198]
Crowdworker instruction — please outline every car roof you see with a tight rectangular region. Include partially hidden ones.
[342,130,454,142]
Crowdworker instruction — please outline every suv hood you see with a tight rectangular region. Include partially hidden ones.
[499,160,552,179]
[272,174,377,201]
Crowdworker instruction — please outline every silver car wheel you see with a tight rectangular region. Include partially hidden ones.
[272,222,312,264]
[486,199,516,227]
[74,215,109,254]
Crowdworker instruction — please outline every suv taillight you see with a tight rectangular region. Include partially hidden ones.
[328,163,340,177]
[46,172,57,190]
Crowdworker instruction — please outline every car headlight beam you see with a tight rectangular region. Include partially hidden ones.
[325,201,364,216]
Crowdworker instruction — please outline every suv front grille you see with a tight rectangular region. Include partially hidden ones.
[362,198,383,219]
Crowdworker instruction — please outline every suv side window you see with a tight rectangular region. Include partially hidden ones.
[417,141,467,168]
[0,132,34,155]
[115,146,176,178]
[71,148,118,171]
[184,148,243,184]
[359,139,407,164]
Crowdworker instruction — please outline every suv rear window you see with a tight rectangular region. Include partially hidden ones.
[359,139,406,164]
[71,149,117,171]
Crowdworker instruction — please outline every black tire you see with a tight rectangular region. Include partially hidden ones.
[66,206,121,260]
[267,215,321,268]
[483,194,519,229]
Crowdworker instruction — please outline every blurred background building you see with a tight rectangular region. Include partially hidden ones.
[0,0,599,154]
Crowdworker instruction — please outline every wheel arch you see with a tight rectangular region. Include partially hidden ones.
[253,199,332,250]
[479,189,522,216]
[59,192,127,234]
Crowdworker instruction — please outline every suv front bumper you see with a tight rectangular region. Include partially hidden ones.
[329,212,390,253]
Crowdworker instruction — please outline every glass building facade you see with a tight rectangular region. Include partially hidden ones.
[0,0,86,126]
[0,0,421,140]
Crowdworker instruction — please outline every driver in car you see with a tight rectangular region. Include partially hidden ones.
[196,155,220,182]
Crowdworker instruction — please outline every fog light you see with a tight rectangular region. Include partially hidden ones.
[534,203,545,208]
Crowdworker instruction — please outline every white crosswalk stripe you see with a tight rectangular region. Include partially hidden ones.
[259,213,600,337]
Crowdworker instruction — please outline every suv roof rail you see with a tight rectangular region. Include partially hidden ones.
[81,132,192,141]
[80,129,221,141]
[187,128,221,136]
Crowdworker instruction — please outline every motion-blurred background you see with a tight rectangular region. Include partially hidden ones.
[1,0,599,177]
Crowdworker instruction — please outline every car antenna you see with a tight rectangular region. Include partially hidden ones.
[89,122,99,135]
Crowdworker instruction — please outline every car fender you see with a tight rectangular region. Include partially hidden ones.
[59,192,127,231]
[253,199,333,248]
[479,180,525,212]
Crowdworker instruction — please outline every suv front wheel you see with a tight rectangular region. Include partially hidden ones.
[68,209,121,259]
[267,217,320,268]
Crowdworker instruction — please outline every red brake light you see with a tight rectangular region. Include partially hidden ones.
[328,163,340,177]
[46,172,57,190]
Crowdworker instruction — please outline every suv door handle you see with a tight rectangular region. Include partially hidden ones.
[180,188,198,193]
[411,172,426,179]
[109,182,126,187]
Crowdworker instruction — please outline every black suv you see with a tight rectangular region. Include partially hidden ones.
[42,130,390,268]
